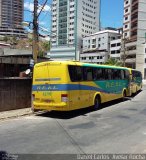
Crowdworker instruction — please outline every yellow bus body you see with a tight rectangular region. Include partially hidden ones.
[32,61,131,111]
[128,68,142,94]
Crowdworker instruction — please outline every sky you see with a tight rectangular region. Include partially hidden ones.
[100,0,124,28]
[24,0,124,33]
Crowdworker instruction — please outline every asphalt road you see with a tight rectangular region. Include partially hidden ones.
[0,85,146,155]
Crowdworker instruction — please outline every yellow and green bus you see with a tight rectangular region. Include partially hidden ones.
[128,68,142,94]
[32,61,138,112]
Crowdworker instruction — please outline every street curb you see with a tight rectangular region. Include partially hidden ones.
[0,108,33,121]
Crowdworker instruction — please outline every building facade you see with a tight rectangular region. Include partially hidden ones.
[123,0,146,78]
[50,0,100,60]
[0,0,26,37]
[80,30,121,64]
[110,39,121,60]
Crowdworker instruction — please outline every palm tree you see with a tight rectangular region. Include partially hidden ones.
[104,58,122,66]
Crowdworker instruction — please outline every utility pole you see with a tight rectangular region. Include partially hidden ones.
[33,0,39,64]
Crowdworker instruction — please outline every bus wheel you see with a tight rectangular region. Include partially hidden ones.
[123,90,126,101]
[94,95,101,110]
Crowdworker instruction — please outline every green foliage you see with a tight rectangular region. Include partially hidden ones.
[104,58,122,66]
[42,41,50,52]
[3,36,9,42]
[28,38,33,43]
[38,50,44,57]
[39,41,50,57]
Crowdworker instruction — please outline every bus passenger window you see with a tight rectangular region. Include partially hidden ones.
[98,69,103,80]
[93,68,98,80]
[83,67,93,81]
[87,68,93,81]
[108,69,113,80]
[104,69,109,80]
[68,65,83,82]
[114,70,120,79]
[68,65,77,82]
[125,70,130,80]
[121,70,125,79]
[76,66,83,81]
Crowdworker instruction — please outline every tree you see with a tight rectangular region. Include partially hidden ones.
[3,36,9,43]
[38,41,50,57]
[104,58,122,66]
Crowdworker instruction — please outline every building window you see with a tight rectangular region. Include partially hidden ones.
[111,44,116,47]
[117,43,121,46]
[117,50,120,53]
[111,51,115,54]
[82,57,86,60]
[125,17,128,20]
[125,9,128,13]
[92,39,96,43]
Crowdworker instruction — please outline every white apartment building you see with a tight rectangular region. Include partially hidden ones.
[50,0,100,60]
[123,0,146,78]
[110,39,121,60]
[80,29,121,64]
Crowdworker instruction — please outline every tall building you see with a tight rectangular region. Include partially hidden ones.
[0,0,26,37]
[123,0,146,78]
[50,0,100,60]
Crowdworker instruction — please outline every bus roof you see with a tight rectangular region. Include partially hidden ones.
[35,60,130,70]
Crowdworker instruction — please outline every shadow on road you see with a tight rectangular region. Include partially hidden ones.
[36,90,142,120]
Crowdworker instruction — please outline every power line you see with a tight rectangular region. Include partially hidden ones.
[38,0,48,18]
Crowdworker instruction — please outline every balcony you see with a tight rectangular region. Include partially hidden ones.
[132,0,138,7]
[125,58,136,63]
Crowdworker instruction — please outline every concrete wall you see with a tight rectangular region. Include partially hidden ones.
[0,78,32,112]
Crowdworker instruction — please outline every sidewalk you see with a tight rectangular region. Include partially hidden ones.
[0,108,32,120]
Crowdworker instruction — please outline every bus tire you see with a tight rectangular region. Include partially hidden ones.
[94,95,101,110]
[123,90,126,101]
